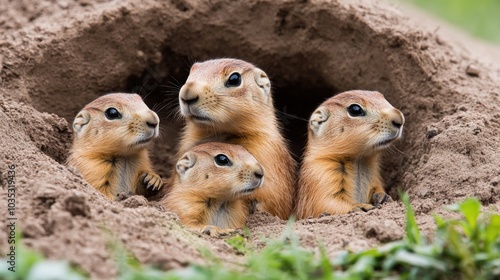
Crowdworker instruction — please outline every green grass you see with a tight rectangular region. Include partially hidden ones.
[0,233,85,280]
[1,195,499,279]
[402,0,500,44]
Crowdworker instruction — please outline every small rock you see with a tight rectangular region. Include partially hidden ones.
[110,206,120,214]
[121,195,149,208]
[363,219,403,242]
[465,64,480,77]
[435,36,444,45]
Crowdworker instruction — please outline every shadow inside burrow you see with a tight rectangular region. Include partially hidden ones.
[124,51,336,164]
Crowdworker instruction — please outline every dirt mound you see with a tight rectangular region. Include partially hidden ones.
[1,0,499,278]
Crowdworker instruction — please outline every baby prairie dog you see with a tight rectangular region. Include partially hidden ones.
[177,58,296,219]
[163,142,264,236]
[67,93,163,200]
[296,90,404,219]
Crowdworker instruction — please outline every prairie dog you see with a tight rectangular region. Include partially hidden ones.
[296,90,404,219]
[163,142,264,236]
[177,58,296,219]
[67,93,162,199]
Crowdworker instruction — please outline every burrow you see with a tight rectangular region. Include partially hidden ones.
[15,0,454,197]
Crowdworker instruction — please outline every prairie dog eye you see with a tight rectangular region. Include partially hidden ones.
[347,104,365,117]
[225,72,242,87]
[214,154,232,166]
[105,108,122,120]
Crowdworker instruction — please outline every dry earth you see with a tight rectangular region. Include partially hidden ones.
[1,0,499,279]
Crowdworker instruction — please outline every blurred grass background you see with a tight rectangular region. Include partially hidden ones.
[402,0,500,44]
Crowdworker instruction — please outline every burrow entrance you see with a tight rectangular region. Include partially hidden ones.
[18,0,449,196]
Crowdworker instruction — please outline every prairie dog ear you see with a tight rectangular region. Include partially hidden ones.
[176,152,197,180]
[309,107,330,136]
[254,68,271,100]
[73,111,91,136]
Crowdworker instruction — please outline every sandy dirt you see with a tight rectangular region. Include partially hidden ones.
[1,0,499,279]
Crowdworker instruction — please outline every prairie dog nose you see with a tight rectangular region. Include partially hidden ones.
[179,83,201,106]
[393,110,405,129]
[144,111,159,129]
[252,164,265,187]
[181,95,199,105]
[392,120,402,129]
[386,108,405,129]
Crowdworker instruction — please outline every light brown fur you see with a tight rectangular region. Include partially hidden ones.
[177,58,296,219]
[67,93,162,200]
[295,90,404,219]
[163,142,264,236]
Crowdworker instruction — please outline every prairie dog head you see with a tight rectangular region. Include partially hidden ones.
[72,93,159,154]
[308,90,404,156]
[175,142,264,199]
[179,59,273,127]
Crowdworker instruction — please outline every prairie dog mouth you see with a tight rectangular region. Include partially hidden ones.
[241,178,263,194]
[376,138,394,148]
[135,129,157,145]
[135,136,153,145]
[245,175,264,193]
[375,130,401,148]
[242,187,258,193]
[182,104,212,123]
[190,114,212,123]
[241,186,259,194]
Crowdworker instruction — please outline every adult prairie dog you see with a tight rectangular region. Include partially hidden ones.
[67,93,163,199]
[296,90,404,219]
[177,58,296,219]
[163,142,264,236]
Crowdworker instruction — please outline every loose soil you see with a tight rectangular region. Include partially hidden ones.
[1,0,499,279]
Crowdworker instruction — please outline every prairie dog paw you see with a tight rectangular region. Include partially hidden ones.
[371,192,392,207]
[349,203,376,213]
[141,172,163,190]
[201,225,239,237]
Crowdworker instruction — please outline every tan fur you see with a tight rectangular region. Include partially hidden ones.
[295,90,404,219]
[67,93,162,199]
[163,142,264,236]
[177,58,296,219]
